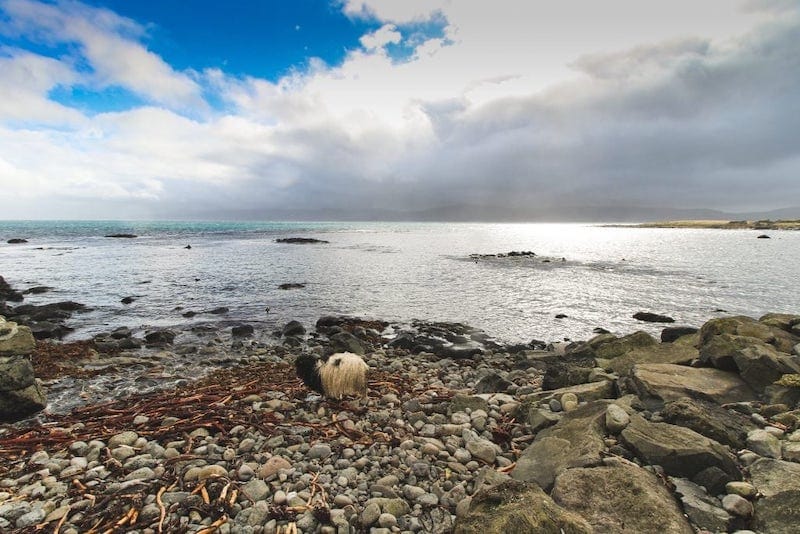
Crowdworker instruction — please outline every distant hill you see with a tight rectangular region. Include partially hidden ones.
[185,204,800,223]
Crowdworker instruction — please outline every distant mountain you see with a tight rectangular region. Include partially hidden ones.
[184,204,800,223]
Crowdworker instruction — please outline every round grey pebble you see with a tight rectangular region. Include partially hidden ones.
[378,512,398,528]
[308,444,332,459]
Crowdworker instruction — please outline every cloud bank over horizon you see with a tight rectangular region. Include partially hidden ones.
[1,0,799,220]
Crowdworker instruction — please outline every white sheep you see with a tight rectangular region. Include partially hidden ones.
[295,352,368,399]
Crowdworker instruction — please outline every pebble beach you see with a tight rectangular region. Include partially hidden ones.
[3,273,800,533]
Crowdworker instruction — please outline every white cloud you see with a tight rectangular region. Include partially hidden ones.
[0,0,798,219]
[1,0,204,110]
[359,24,401,50]
[0,49,85,124]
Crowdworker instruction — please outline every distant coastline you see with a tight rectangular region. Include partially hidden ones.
[612,219,800,230]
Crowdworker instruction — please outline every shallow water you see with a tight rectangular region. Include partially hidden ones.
[1,220,798,343]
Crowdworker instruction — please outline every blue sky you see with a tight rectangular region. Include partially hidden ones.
[0,0,799,220]
[79,0,380,80]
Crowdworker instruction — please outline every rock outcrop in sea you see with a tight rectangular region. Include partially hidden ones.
[1,310,799,533]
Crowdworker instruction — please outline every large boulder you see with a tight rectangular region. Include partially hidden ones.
[749,459,800,534]
[0,355,46,422]
[0,355,35,391]
[605,342,698,375]
[700,316,776,346]
[662,397,756,449]
[453,479,592,534]
[551,462,693,534]
[595,331,657,360]
[620,415,740,481]
[700,334,800,392]
[759,313,800,332]
[626,363,756,409]
[0,317,36,355]
[512,401,607,491]
[748,458,800,498]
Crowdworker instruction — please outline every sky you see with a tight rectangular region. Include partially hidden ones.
[0,0,799,221]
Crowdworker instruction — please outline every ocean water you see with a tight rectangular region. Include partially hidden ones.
[1,220,798,343]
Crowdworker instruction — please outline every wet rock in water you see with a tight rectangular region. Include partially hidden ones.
[120,296,135,304]
[231,324,254,337]
[555,314,568,319]
[278,283,305,290]
[552,462,694,533]
[28,321,72,340]
[144,330,176,345]
[182,310,197,318]
[619,414,740,481]
[453,479,592,534]
[207,307,229,315]
[282,320,306,337]
[0,276,24,302]
[7,238,28,244]
[633,311,675,323]
[661,326,699,343]
[757,234,771,239]
[275,237,329,244]
[104,233,137,238]
[22,286,51,295]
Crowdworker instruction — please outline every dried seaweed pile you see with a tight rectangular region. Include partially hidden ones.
[29,340,102,380]
[0,363,415,463]
[0,360,435,533]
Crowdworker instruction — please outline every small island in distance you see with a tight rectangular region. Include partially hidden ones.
[629,219,800,230]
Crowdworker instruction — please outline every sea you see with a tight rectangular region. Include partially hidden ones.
[1,220,799,344]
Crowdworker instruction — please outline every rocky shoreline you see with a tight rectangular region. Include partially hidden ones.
[2,275,800,533]
[626,219,800,231]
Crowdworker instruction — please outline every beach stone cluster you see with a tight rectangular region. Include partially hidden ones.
[1,312,800,533]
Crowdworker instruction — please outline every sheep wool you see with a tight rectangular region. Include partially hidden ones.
[295,352,369,399]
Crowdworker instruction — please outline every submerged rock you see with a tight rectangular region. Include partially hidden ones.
[275,237,329,244]
[633,311,675,323]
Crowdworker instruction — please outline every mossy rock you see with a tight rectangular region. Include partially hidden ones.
[453,479,592,534]
[595,331,657,360]
[775,374,800,388]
